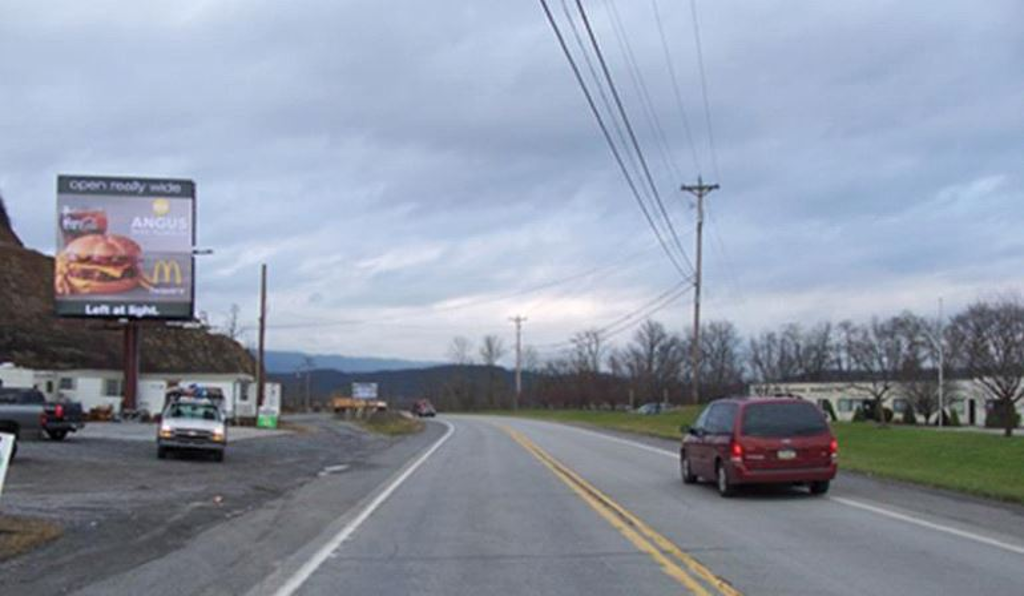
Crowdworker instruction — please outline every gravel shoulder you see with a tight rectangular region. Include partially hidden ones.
[0,414,434,595]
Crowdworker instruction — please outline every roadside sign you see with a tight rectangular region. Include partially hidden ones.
[0,432,14,500]
[352,383,378,400]
[55,174,197,320]
[256,407,278,429]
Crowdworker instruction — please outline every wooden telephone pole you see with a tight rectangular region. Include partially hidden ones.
[681,176,718,405]
[256,264,267,408]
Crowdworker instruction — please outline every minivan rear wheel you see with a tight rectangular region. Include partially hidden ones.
[681,454,697,484]
[809,481,830,495]
[716,462,734,498]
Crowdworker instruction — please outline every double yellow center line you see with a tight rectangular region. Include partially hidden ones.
[503,426,742,596]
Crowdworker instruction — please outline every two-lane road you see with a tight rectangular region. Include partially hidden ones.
[268,416,1024,596]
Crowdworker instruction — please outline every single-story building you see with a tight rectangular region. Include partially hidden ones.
[0,362,279,421]
[751,380,1020,428]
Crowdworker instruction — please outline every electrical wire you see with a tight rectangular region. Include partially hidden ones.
[255,241,663,331]
[534,278,691,353]
[570,0,694,273]
[688,0,720,181]
[537,0,693,281]
[651,0,702,176]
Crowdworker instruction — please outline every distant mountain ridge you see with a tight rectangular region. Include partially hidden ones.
[262,350,440,374]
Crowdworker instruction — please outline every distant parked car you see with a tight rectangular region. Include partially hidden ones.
[680,396,837,497]
[157,397,228,461]
[411,399,436,418]
[634,402,668,415]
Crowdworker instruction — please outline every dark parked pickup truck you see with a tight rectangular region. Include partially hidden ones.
[0,388,85,458]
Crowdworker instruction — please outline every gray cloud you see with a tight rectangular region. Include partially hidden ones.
[1,0,1021,360]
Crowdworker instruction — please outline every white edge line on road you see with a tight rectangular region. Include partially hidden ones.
[830,496,1024,556]
[511,417,1024,558]
[272,419,455,596]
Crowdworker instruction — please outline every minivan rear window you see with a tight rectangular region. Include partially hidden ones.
[741,402,828,437]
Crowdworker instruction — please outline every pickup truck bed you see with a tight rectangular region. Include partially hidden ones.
[0,388,86,454]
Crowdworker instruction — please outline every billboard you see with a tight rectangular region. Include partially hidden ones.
[55,175,196,320]
[352,382,378,400]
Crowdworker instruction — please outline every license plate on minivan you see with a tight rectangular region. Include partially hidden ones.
[777,449,797,460]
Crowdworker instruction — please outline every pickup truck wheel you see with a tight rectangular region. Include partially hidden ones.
[46,429,68,441]
[157,446,167,459]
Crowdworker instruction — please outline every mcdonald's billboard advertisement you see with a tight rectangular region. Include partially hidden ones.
[55,175,196,320]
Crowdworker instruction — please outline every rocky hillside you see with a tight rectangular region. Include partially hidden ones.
[0,198,253,374]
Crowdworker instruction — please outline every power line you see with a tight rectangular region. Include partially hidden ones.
[650,0,702,176]
[602,0,683,184]
[535,278,691,353]
[537,0,692,280]
[570,0,694,273]
[257,241,663,331]
[688,0,720,181]
[599,0,695,270]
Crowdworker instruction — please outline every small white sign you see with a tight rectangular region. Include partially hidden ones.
[352,382,378,400]
[0,432,14,500]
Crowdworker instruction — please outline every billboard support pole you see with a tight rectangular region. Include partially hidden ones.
[256,264,267,409]
[122,321,140,412]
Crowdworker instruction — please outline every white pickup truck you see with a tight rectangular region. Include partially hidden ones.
[157,397,228,462]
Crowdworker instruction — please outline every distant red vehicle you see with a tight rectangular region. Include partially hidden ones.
[680,397,837,497]
[411,399,436,418]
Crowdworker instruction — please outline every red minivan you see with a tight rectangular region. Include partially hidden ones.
[680,397,837,497]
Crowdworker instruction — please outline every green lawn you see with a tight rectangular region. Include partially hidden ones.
[495,409,1024,504]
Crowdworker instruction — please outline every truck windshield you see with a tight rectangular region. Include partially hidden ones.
[742,402,828,437]
[167,403,221,421]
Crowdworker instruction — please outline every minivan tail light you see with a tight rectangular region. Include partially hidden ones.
[730,441,744,461]
[55,404,64,419]
[829,438,838,460]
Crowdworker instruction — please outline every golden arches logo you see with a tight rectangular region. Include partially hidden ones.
[146,260,182,286]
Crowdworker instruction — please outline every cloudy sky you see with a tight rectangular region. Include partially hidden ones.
[1,0,1021,362]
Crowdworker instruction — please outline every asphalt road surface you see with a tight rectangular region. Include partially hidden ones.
[266,415,1024,596]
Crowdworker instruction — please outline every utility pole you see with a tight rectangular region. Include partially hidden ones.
[256,264,267,408]
[938,297,945,428]
[509,315,527,411]
[681,176,719,405]
[305,365,312,412]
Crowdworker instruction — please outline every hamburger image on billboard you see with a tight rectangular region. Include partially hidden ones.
[55,175,196,320]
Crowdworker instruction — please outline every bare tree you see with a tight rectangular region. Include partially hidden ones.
[748,329,799,393]
[842,317,914,425]
[948,297,1024,436]
[479,335,507,366]
[748,322,836,392]
[614,320,686,404]
[222,303,243,341]
[443,336,476,410]
[701,321,744,399]
[447,336,474,365]
[570,329,605,374]
[479,335,508,408]
[894,312,957,424]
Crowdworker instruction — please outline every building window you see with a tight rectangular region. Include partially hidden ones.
[46,381,54,393]
[104,379,124,397]
[893,398,908,413]
[59,377,75,390]
[838,398,852,413]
